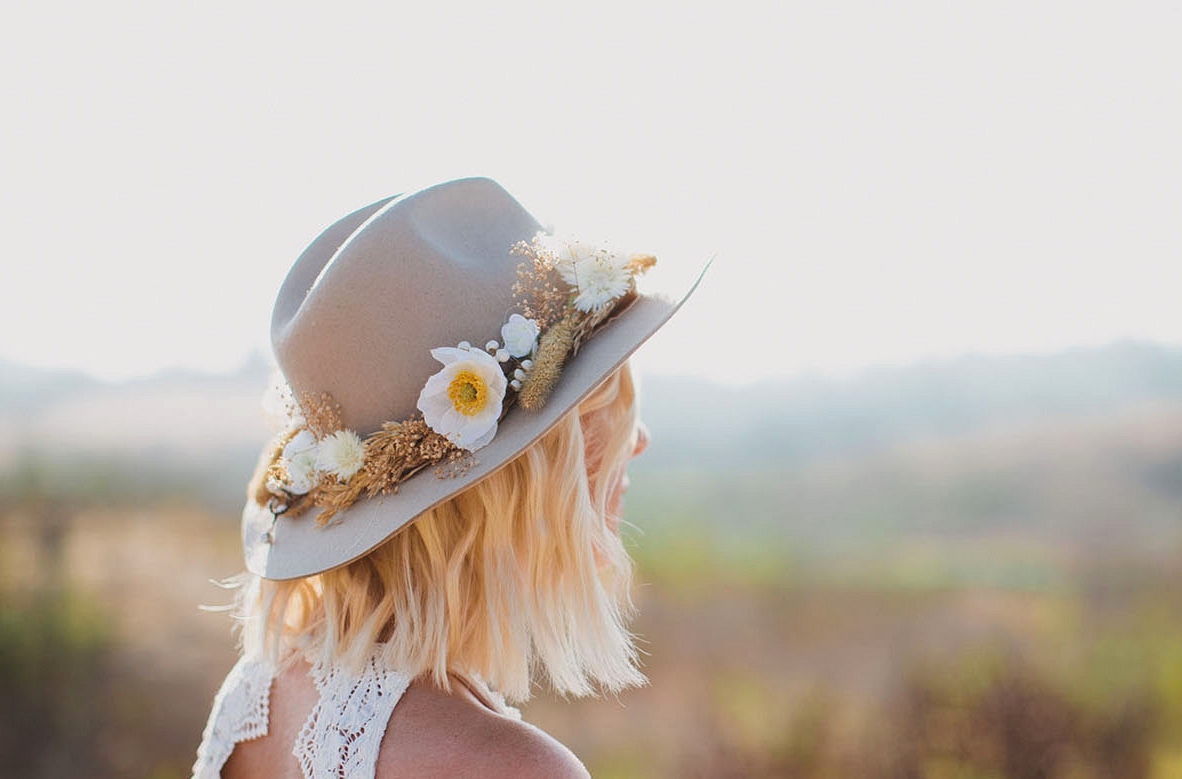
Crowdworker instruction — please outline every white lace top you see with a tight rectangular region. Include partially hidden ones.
[191,652,520,779]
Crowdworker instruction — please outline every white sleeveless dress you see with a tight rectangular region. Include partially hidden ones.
[190,651,520,779]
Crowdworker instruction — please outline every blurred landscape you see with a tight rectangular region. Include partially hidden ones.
[2,341,1181,778]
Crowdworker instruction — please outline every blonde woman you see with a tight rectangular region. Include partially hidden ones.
[191,178,702,779]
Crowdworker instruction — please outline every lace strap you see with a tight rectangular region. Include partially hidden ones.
[191,656,275,779]
[294,654,413,779]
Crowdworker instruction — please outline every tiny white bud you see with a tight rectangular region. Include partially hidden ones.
[496,349,510,362]
[521,359,534,370]
[457,341,471,350]
[514,368,526,381]
[486,340,499,351]
[510,379,522,390]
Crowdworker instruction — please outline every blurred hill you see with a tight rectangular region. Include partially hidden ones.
[637,340,1182,470]
[0,354,273,512]
[630,342,1182,573]
[0,351,274,451]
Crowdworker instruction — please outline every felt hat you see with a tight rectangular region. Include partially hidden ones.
[244,177,705,580]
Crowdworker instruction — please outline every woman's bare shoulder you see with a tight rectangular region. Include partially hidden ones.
[444,715,592,779]
[375,678,591,779]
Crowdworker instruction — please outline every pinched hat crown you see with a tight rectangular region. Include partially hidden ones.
[273,178,540,435]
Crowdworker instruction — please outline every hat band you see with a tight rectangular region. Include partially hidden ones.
[254,233,656,529]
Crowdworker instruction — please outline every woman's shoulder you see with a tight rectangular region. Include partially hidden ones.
[376,677,591,779]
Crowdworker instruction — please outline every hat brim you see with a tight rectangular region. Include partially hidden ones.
[243,259,710,580]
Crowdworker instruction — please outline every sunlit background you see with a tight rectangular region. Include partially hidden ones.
[2,2,1180,778]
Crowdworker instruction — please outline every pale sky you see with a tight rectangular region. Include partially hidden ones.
[1,2,1178,385]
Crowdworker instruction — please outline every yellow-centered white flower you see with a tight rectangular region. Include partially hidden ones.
[417,346,507,451]
[316,429,365,481]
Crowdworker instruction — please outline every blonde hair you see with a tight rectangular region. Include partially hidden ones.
[235,363,644,702]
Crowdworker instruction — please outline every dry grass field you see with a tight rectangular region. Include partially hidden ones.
[3,503,1181,779]
[3,347,1182,778]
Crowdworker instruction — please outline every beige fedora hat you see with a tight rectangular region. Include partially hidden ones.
[244,177,706,580]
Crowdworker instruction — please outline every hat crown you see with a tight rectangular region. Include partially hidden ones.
[271,178,542,435]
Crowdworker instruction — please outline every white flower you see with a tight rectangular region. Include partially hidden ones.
[416,346,508,451]
[537,233,596,275]
[316,429,365,481]
[286,449,319,494]
[568,251,632,311]
[542,235,632,312]
[282,429,317,460]
[501,314,539,358]
[281,429,320,494]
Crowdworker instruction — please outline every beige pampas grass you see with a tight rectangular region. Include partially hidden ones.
[518,311,579,410]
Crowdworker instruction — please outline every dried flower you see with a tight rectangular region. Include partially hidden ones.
[299,392,343,438]
[316,429,365,481]
[540,235,632,312]
[512,236,569,328]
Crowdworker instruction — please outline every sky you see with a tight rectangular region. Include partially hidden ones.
[1,1,1178,385]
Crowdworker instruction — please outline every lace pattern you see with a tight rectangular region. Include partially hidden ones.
[191,656,274,779]
[294,655,413,779]
[191,651,517,779]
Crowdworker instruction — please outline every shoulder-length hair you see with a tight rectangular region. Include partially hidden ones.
[234,363,644,702]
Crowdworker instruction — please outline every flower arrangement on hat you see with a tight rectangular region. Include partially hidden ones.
[253,233,657,526]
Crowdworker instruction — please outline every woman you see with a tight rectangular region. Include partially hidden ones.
[191,177,702,779]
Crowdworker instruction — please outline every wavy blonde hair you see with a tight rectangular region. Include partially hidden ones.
[234,363,643,702]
